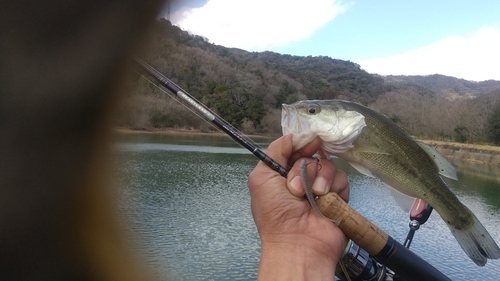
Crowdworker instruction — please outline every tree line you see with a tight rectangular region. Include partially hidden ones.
[116,19,500,145]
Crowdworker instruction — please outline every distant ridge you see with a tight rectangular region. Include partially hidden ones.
[122,19,500,143]
[384,74,500,98]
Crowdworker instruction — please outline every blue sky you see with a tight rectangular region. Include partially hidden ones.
[166,0,500,81]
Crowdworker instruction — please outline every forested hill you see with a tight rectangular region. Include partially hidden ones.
[119,19,500,144]
[139,19,386,103]
[384,75,500,98]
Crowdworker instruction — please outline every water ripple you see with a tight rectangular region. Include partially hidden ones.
[113,137,500,280]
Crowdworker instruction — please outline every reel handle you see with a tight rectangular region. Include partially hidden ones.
[316,192,388,254]
[316,192,450,281]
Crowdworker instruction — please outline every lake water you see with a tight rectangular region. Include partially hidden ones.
[112,133,500,281]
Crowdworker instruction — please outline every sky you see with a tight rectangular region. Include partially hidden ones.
[164,0,500,82]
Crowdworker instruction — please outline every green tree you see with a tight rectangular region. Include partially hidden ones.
[487,102,500,145]
[453,125,468,143]
[203,81,266,129]
[205,82,241,127]
[245,93,266,127]
[274,80,297,108]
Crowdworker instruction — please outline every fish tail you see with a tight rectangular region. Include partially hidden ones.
[448,214,500,266]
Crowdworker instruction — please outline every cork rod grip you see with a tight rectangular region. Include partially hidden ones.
[316,192,388,255]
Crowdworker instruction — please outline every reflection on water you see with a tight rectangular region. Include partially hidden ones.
[114,139,260,280]
[447,161,500,210]
[113,133,500,281]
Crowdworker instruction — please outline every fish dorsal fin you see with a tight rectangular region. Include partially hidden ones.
[348,162,375,178]
[417,141,458,181]
[388,185,417,213]
[355,143,392,155]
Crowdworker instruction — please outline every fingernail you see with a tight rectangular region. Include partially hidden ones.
[290,176,303,194]
[312,177,328,195]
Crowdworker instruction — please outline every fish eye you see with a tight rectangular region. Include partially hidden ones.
[307,106,320,115]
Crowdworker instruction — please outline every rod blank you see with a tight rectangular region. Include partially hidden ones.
[133,57,289,177]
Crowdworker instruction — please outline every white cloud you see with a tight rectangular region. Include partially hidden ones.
[171,0,348,51]
[359,26,500,82]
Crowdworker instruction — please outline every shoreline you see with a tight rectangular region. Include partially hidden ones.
[113,127,277,139]
[114,128,500,166]
[421,140,500,166]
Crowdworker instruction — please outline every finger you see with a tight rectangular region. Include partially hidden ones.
[264,134,294,169]
[317,149,328,159]
[287,157,319,197]
[314,149,350,201]
[250,135,293,181]
[330,169,350,203]
[248,136,287,197]
[288,175,304,197]
[287,157,310,197]
[310,157,335,195]
[288,156,331,197]
[289,136,322,165]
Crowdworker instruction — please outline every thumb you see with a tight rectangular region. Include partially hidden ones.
[262,134,294,170]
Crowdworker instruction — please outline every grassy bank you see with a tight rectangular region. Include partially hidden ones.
[422,140,500,166]
[113,127,276,139]
[114,128,500,166]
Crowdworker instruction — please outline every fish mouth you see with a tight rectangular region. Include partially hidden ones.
[281,104,296,136]
[281,103,315,150]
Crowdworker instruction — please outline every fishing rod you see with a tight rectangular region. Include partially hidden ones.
[317,193,448,281]
[133,57,288,178]
[133,57,451,281]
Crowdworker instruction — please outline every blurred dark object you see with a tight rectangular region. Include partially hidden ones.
[0,1,166,280]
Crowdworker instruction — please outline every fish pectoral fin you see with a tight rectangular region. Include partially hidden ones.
[417,141,458,181]
[388,187,417,213]
[355,143,392,155]
[348,162,375,178]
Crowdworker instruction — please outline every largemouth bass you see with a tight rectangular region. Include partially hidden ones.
[281,99,500,266]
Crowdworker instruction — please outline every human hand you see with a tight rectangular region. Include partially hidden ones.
[247,134,350,280]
